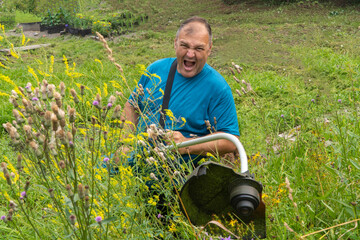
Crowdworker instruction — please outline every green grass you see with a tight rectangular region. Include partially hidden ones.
[1,0,360,239]
[15,11,42,23]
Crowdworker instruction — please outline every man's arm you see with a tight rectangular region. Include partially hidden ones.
[168,130,238,156]
[122,101,139,132]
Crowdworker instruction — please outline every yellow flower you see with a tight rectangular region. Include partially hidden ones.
[28,67,39,84]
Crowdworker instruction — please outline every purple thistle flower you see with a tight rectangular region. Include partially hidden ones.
[281,114,284,118]
[1,216,5,220]
[32,97,39,101]
[338,99,342,103]
[311,99,315,103]
[21,191,26,197]
[157,213,164,219]
[95,216,102,222]
[93,100,99,106]
[220,236,232,240]
[103,157,109,162]
[107,103,113,108]
[20,197,24,200]
[25,86,30,89]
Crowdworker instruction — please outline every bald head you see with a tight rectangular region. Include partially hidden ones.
[176,16,212,46]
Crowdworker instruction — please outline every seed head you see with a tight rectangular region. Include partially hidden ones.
[51,114,59,132]
[47,84,55,99]
[59,82,66,97]
[78,184,85,199]
[9,96,19,108]
[80,85,85,95]
[24,181,30,191]
[70,89,79,103]
[44,111,52,129]
[54,91,62,108]
[66,184,73,197]
[68,108,76,123]
[69,215,76,225]
[112,105,122,119]
[149,173,158,181]
[108,95,116,105]
[48,188,54,198]
[58,160,65,169]
[25,82,32,92]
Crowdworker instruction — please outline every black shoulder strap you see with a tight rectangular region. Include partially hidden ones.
[159,59,177,129]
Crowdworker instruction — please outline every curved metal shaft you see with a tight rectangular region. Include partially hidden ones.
[168,133,249,173]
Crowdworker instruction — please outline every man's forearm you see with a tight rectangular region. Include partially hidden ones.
[122,101,139,133]
[170,131,238,156]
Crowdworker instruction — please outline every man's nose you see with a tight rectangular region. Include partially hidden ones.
[186,49,195,58]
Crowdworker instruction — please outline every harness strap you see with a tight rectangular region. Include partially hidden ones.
[159,59,177,129]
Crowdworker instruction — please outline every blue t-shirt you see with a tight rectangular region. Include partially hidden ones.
[130,58,239,138]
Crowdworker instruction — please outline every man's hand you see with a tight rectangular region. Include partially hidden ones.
[164,130,238,156]
[165,130,191,155]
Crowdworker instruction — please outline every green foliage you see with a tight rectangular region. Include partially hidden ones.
[0,13,16,28]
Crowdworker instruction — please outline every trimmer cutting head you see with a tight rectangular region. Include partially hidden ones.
[179,161,266,239]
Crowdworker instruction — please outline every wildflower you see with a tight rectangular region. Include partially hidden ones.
[93,100,100,106]
[79,85,85,96]
[52,114,59,132]
[85,196,90,210]
[1,216,5,221]
[24,181,30,191]
[112,105,122,119]
[21,191,26,197]
[44,111,52,129]
[69,215,76,225]
[12,109,24,124]
[84,185,89,196]
[48,188,54,198]
[95,216,102,223]
[281,114,284,118]
[9,96,19,108]
[338,99,342,103]
[107,103,112,109]
[68,108,76,123]
[241,87,247,94]
[150,173,158,181]
[70,89,79,103]
[7,209,13,221]
[54,91,62,108]
[58,160,65,169]
[157,213,164,219]
[32,97,39,101]
[103,157,110,163]
[311,99,315,103]
[108,95,116,105]
[78,184,85,199]
[66,184,73,197]
[47,84,55,99]
[220,236,232,240]
[59,82,66,97]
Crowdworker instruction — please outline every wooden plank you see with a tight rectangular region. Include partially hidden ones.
[0,44,51,53]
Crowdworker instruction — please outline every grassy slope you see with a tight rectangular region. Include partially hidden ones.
[1,0,360,238]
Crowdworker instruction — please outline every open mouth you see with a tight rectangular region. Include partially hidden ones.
[184,60,196,71]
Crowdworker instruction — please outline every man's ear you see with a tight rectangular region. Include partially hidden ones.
[208,41,213,56]
[174,38,178,50]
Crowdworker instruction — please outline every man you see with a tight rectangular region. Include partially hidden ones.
[123,16,239,165]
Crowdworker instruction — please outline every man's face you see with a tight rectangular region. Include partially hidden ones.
[174,22,212,78]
